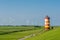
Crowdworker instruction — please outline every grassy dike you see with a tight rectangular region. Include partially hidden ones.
[0,29,40,40]
[0,26,42,40]
[25,27,60,40]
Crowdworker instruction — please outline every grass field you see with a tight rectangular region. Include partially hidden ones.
[25,27,60,40]
[0,25,42,40]
[0,26,60,40]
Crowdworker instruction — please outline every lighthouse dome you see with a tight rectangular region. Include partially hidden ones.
[45,16,50,19]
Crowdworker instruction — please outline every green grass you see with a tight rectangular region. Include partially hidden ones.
[0,29,42,40]
[25,27,60,40]
[0,26,35,35]
[0,26,42,40]
[1,26,60,40]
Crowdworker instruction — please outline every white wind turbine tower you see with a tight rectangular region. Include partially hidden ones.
[26,20,30,25]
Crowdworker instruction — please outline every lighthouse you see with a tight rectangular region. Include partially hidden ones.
[45,16,50,30]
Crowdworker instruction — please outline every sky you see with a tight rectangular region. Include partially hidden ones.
[0,0,60,26]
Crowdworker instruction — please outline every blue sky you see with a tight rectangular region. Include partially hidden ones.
[0,0,60,26]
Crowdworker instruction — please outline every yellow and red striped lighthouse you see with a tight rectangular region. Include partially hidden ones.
[45,16,50,30]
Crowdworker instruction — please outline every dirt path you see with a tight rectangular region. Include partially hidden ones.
[18,29,44,40]
[18,34,36,40]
